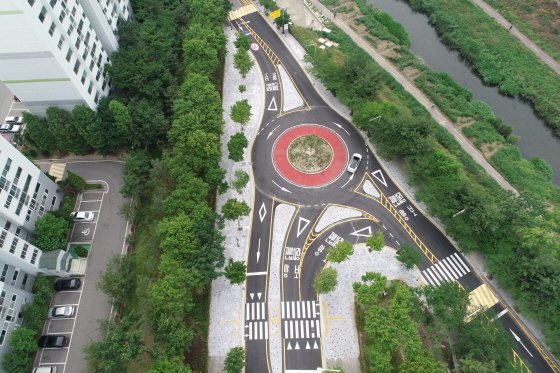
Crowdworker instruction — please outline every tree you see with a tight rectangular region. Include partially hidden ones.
[221,198,251,228]
[21,112,57,152]
[352,272,388,307]
[96,254,135,303]
[234,32,251,51]
[224,346,245,373]
[120,149,152,198]
[148,357,193,373]
[108,100,132,144]
[459,355,496,373]
[46,106,90,154]
[366,230,385,252]
[238,85,247,94]
[147,266,203,317]
[32,212,69,252]
[224,258,247,285]
[233,48,254,78]
[67,170,87,190]
[396,243,421,269]
[83,311,146,373]
[183,38,219,78]
[230,170,250,193]
[1,328,37,373]
[162,177,210,216]
[353,101,399,133]
[72,105,107,149]
[227,132,249,162]
[274,9,291,29]
[313,267,338,294]
[230,100,252,131]
[327,241,354,263]
[118,201,138,222]
[415,282,470,329]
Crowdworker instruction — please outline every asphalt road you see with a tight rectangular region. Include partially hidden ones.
[34,160,127,373]
[233,8,559,373]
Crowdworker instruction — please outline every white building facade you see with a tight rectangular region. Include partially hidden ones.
[0,136,69,353]
[0,0,133,116]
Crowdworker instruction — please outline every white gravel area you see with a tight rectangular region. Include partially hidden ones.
[269,204,297,373]
[278,64,304,112]
[363,179,381,199]
[314,205,362,233]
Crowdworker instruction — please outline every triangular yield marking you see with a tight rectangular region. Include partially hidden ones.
[313,341,318,349]
[295,342,300,350]
[250,293,254,300]
[257,293,262,300]
[297,217,311,237]
[350,226,372,238]
[287,342,292,350]
[306,341,311,349]
[259,202,267,222]
[371,169,387,187]
[268,96,278,111]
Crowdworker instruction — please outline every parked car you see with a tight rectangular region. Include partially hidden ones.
[4,116,24,125]
[13,96,20,102]
[33,368,57,373]
[347,153,362,173]
[70,211,94,222]
[54,278,81,291]
[48,306,75,318]
[38,335,68,348]
[0,123,22,133]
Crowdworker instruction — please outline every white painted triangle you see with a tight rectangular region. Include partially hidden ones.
[250,293,254,300]
[295,342,300,350]
[287,342,292,350]
[257,292,262,300]
[371,169,387,187]
[268,96,278,111]
[306,341,311,349]
[350,226,372,238]
[297,217,311,237]
[259,202,267,222]
[313,341,318,349]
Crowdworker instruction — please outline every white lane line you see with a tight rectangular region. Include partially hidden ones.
[531,45,539,52]
[546,58,556,67]
[247,271,267,276]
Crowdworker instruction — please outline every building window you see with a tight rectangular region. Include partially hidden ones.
[0,231,6,248]
[82,49,88,61]
[48,22,56,36]
[25,210,32,222]
[75,37,81,49]
[49,0,57,7]
[94,92,100,104]
[88,81,93,94]
[22,274,28,287]
[28,0,35,6]
[20,244,28,259]
[84,32,90,47]
[51,196,56,208]
[30,250,38,265]
[81,71,86,85]
[95,70,101,81]
[67,23,74,35]
[14,167,22,186]
[0,330,6,346]
[4,195,13,209]
[89,60,94,71]
[59,9,66,22]
[56,35,63,49]
[0,291,5,306]
[12,271,18,284]
[3,158,12,177]
[38,7,47,23]
[73,60,80,74]
[9,238,18,254]
[3,222,10,231]
[66,48,72,62]
[0,265,8,282]
[102,80,106,91]
[77,20,84,35]
[71,6,76,16]
[14,228,20,237]
[90,42,96,58]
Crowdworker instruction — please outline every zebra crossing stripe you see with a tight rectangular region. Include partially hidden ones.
[425,267,441,285]
[440,260,458,280]
[433,262,450,282]
[302,302,306,318]
[307,301,311,318]
[246,304,250,320]
[437,261,455,281]
[265,321,269,339]
[316,319,321,338]
[306,320,310,337]
[445,255,463,277]
[297,302,301,319]
[452,253,471,273]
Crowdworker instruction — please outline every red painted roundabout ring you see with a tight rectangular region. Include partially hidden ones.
[272,124,348,187]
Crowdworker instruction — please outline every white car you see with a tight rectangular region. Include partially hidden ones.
[0,123,22,133]
[48,306,75,318]
[33,368,57,373]
[347,153,362,173]
[4,116,24,125]
[71,211,95,222]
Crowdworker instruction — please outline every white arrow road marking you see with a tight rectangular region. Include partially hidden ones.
[350,226,372,238]
[333,122,350,136]
[268,96,278,111]
[257,238,261,263]
[340,174,353,188]
[259,202,267,222]
[250,293,254,300]
[287,342,292,350]
[257,292,262,300]
[313,341,319,349]
[510,329,534,357]
[295,342,300,350]
[306,341,311,349]
[272,180,292,193]
[371,169,387,187]
[297,217,311,237]
[267,125,280,140]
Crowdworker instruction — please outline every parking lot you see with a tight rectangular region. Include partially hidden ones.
[69,191,105,242]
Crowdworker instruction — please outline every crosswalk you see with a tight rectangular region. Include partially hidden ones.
[246,302,267,320]
[48,163,66,181]
[420,253,470,286]
[245,302,268,340]
[281,301,319,320]
[283,319,321,339]
[228,4,258,21]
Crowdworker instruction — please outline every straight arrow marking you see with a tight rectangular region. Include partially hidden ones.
[257,238,261,263]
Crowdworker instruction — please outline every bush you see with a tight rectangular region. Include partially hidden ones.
[73,245,89,258]
[27,148,37,157]
[32,212,69,252]
[224,346,245,373]
[67,170,87,190]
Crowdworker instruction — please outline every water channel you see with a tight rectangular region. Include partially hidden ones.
[366,0,560,185]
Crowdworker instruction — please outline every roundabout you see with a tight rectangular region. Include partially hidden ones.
[272,124,348,187]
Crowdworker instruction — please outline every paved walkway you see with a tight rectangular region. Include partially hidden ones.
[303,0,517,194]
[471,0,560,73]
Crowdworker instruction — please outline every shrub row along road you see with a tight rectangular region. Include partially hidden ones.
[230,7,558,373]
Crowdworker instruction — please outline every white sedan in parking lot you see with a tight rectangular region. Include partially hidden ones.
[70,211,95,222]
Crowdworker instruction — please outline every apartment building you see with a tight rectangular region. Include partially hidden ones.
[0,0,134,116]
[0,136,69,355]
